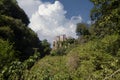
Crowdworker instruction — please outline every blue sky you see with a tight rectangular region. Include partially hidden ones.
[17,0,93,43]
[41,0,94,22]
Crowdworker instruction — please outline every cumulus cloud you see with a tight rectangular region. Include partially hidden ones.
[17,0,82,43]
[17,0,41,18]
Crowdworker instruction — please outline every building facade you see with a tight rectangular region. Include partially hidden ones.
[53,34,67,50]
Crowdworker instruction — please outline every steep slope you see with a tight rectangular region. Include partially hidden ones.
[0,15,42,60]
[0,0,29,25]
[24,34,120,80]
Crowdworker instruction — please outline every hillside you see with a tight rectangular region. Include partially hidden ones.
[24,34,120,80]
[0,0,120,80]
[0,0,51,79]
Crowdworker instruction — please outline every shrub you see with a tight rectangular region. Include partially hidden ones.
[0,39,15,71]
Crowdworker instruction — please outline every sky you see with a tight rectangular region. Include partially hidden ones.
[41,0,93,22]
[16,0,93,44]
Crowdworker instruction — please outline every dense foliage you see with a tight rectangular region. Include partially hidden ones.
[24,34,120,80]
[76,23,90,37]
[24,0,120,80]
[0,15,43,60]
[90,0,120,37]
[0,39,15,71]
[0,0,120,80]
[0,0,51,79]
[0,0,29,25]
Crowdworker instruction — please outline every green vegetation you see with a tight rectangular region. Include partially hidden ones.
[90,0,120,37]
[0,0,51,79]
[0,0,120,80]
[76,23,90,37]
[0,39,15,71]
[24,34,120,80]
[0,0,29,25]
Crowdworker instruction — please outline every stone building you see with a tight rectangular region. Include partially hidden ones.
[53,34,67,50]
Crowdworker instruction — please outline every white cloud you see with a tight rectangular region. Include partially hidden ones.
[17,0,41,18]
[17,0,82,44]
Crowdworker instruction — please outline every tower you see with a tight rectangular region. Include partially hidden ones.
[52,34,67,50]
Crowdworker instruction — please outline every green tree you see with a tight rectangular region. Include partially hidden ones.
[0,39,15,71]
[0,0,29,25]
[76,23,90,37]
[90,0,120,37]
[41,39,51,56]
[76,23,90,43]
[0,0,44,60]
[0,15,42,60]
[66,37,75,44]
[0,26,14,40]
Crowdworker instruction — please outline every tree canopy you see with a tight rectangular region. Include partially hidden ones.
[0,0,29,25]
[90,0,120,37]
[76,23,90,37]
[0,0,51,60]
[0,0,120,80]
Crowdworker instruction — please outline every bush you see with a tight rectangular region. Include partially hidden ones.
[51,47,66,56]
[1,61,24,80]
[0,39,15,71]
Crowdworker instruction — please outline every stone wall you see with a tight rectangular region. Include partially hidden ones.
[53,34,67,50]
